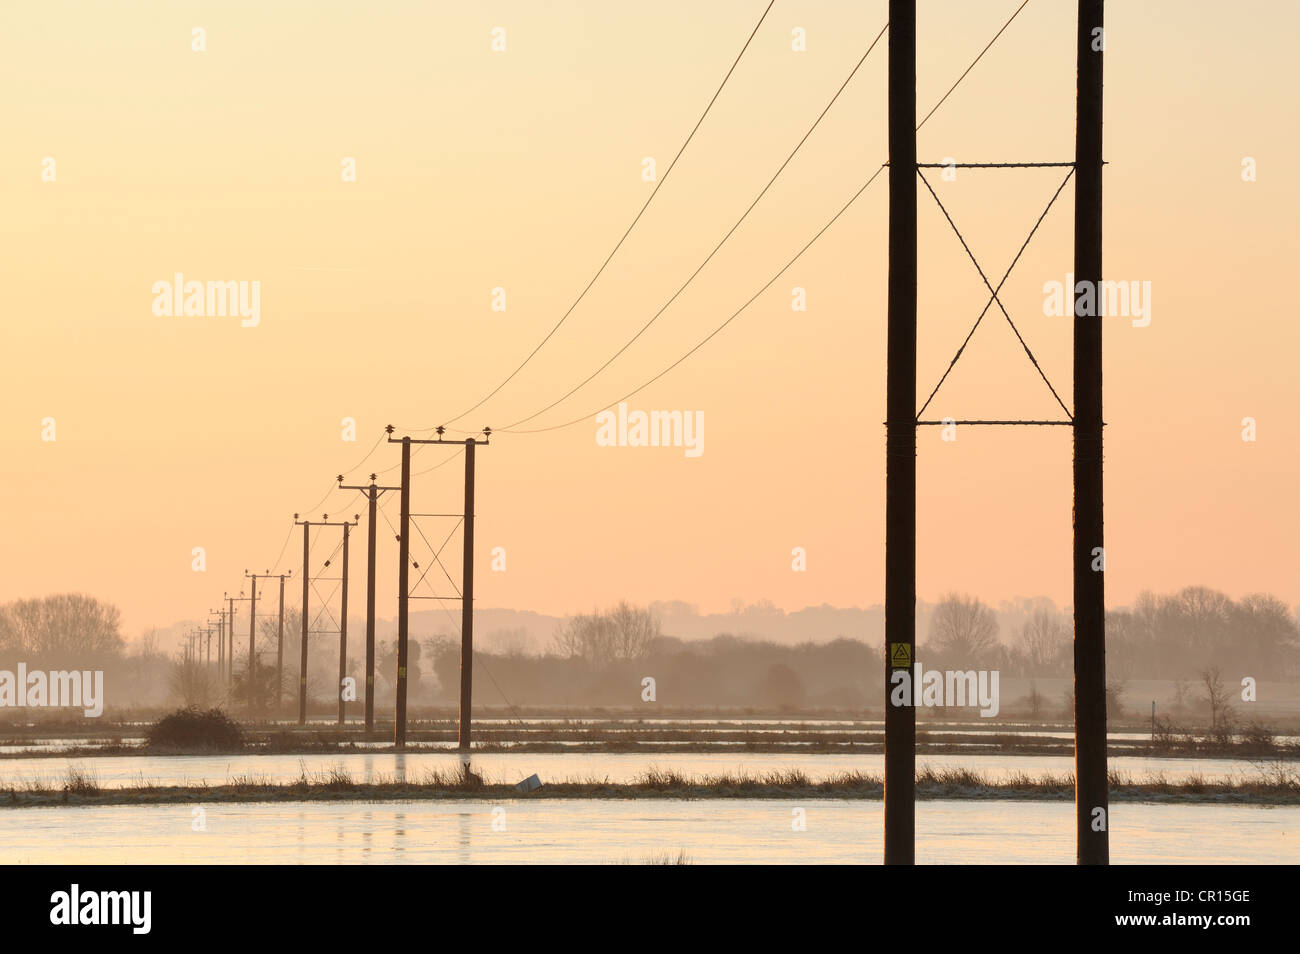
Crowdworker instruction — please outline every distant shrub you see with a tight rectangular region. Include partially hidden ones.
[146,707,243,750]
[1239,720,1275,753]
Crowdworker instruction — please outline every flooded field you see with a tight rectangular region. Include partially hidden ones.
[1,798,1293,864]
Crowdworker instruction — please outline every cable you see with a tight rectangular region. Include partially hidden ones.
[504,165,886,434]
[268,519,296,575]
[501,1,1034,435]
[500,20,890,431]
[915,0,1031,133]
[254,0,1033,591]
[437,0,777,429]
[412,447,464,477]
[296,432,387,513]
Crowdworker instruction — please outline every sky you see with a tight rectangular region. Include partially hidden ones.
[2,0,1297,637]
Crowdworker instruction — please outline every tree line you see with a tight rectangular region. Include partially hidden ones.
[2,586,1296,714]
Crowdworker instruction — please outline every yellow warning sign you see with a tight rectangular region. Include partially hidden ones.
[890,643,912,668]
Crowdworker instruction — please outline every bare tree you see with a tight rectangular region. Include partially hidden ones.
[1013,609,1070,676]
[1106,676,1127,719]
[609,601,659,661]
[169,658,220,708]
[927,594,999,666]
[0,594,125,666]
[1200,665,1232,728]
[551,602,659,666]
[482,628,530,657]
[1024,682,1046,719]
[552,611,613,665]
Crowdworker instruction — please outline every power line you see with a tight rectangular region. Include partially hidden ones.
[499,0,1034,435]
[267,435,385,573]
[503,164,887,434]
[264,0,1033,589]
[915,0,1032,133]
[298,433,387,513]
[268,519,296,575]
[500,20,890,432]
[438,0,777,429]
[412,446,464,477]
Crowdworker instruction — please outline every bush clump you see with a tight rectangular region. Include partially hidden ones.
[146,707,243,750]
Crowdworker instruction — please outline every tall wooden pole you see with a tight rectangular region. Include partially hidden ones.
[365,486,379,733]
[277,575,285,714]
[1073,0,1108,865]
[884,0,917,866]
[458,439,476,751]
[395,437,412,749]
[247,575,258,695]
[338,521,351,725]
[299,523,310,725]
[227,596,235,682]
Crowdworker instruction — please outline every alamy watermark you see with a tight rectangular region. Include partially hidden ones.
[1043,273,1151,327]
[595,402,704,458]
[50,885,150,934]
[152,273,260,327]
[0,664,104,717]
[889,663,1000,717]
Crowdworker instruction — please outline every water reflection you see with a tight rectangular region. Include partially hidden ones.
[0,799,1291,864]
[457,810,471,865]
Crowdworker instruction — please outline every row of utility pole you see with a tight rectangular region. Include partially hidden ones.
[192,428,488,751]
[883,0,1108,865]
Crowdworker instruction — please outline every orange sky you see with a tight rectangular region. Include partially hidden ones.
[2,0,1297,636]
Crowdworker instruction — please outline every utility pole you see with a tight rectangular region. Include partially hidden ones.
[338,522,352,725]
[277,573,287,714]
[459,438,477,752]
[226,594,235,681]
[209,609,225,675]
[246,570,290,716]
[386,425,490,750]
[299,522,309,723]
[293,513,357,726]
[339,473,400,735]
[884,0,917,866]
[245,571,259,691]
[224,590,252,686]
[1073,0,1108,866]
[394,436,411,748]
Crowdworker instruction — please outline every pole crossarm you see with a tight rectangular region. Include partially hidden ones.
[385,424,491,447]
[338,473,401,495]
[915,419,1073,426]
[916,161,1076,168]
